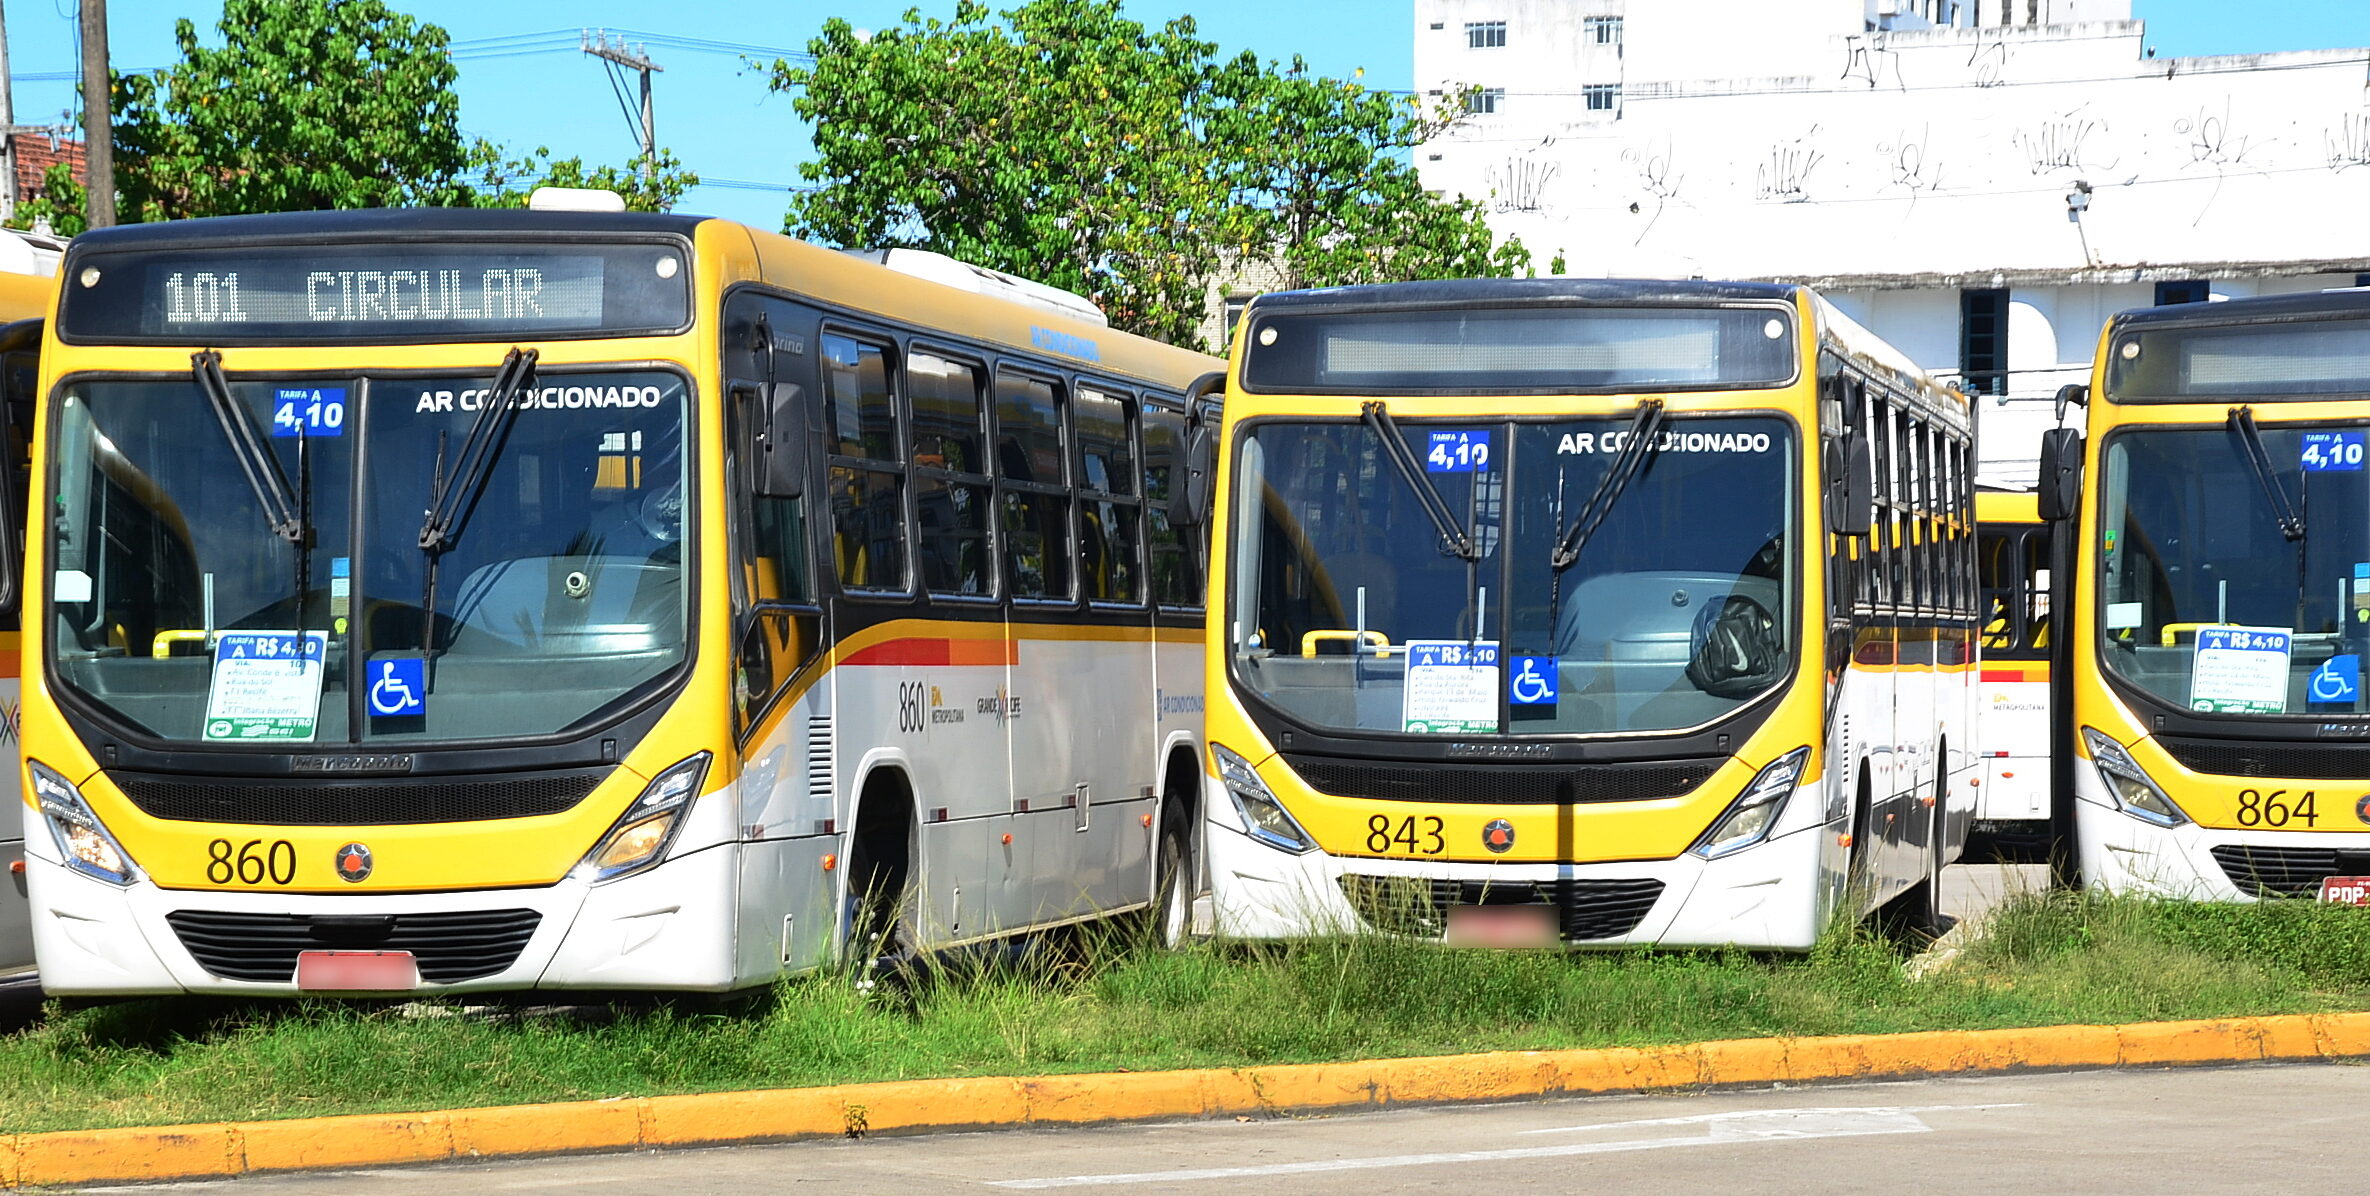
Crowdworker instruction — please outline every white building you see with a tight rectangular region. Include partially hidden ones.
[1415,0,2370,484]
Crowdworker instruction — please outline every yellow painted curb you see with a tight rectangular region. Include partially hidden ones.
[13,1010,2370,1189]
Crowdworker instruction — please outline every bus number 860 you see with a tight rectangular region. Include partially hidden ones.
[207,838,298,885]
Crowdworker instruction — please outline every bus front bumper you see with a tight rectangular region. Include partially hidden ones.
[1205,817,1827,951]
[24,833,746,996]
[2075,770,2370,900]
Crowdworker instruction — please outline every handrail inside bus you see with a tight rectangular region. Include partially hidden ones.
[1300,629,1392,658]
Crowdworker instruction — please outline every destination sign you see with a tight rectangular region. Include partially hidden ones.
[60,242,691,344]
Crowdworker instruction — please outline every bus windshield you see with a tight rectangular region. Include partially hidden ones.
[48,368,690,744]
[1229,414,1795,737]
[2097,422,2370,717]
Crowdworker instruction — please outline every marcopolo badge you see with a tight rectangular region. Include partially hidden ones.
[335,842,375,883]
[1482,818,1516,854]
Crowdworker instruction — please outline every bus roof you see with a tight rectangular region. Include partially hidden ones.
[2110,287,2370,331]
[1248,277,1801,313]
[59,207,708,252]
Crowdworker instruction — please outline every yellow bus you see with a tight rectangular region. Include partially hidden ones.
[0,264,56,988]
[2042,288,2370,898]
[1193,279,1977,948]
[1970,489,2053,862]
[21,201,1220,996]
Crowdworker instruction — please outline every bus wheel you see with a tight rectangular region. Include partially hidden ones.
[1151,806,1192,950]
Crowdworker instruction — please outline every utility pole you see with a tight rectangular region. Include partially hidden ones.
[79,0,112,228]
[580,30,661,183]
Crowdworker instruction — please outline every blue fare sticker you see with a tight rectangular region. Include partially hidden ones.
[2312,654,2362,706]
[272,387,347,437]
[367,656,427,717]
[1425,430,1491,472]
[1509,655,1559,705]
[2301,431,2364,471]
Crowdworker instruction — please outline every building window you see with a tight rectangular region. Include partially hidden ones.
[1583,84,1620,112]
[1466,21,1506,48]
[1464,88,1504,115]
[1222,295,1252,347]
[1959,288,2009,398]
[1584,16,1623,46]
[2154,279,2209,306]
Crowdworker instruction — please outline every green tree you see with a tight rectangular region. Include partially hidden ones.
[113,0,481,221]
[1213,63,1527,290]
[773,1,1526,346]
[474,147,701,214]
[776,0,1229,345]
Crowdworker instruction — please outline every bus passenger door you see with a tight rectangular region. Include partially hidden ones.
[0,317,33,977]
[722,295,830,977]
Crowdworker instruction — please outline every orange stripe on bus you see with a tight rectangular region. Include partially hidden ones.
[840,637,1021,667]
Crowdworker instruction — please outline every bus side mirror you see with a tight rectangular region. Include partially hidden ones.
[754,383,805,500]
[1174,422,1215,529]
[2037,428,2082,522]
[1830,437,1874,538]
[2054,383,2088,422]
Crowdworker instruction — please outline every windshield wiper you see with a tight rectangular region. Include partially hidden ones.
[1552,399,1665,570]
[2229,405,2306,542]
[417,347,538,665]
[193,351,304,546]
[1361,401,1481,561]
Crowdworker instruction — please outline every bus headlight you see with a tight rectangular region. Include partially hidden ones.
[30,760,141,886]
[1213,743,1314,854]
[1692,747,1810,860]
[2082,727,2187,827]
[576,752,711,883]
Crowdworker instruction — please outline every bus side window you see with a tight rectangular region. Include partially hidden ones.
[1142,404,1201,610]
[725,302,823,737]
[823,334,911,592]
[911,352,993,596]
[1075,387,1142,604]
[996,370,1072,600]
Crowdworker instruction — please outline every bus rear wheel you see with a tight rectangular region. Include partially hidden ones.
[1151,807,1192,949]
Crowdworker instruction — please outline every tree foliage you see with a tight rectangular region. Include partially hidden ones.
[773,0,1526,347]
[473,149,701,214]
[113,0,479,220]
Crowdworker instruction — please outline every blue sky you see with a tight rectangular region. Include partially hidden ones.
[5,1,2367,228]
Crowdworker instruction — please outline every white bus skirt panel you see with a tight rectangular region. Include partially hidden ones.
[1204,816,1827,951]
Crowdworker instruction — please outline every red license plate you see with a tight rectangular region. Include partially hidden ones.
[1443,904,1559,948]
[2320,877,2370,905]
[296,950,421,991]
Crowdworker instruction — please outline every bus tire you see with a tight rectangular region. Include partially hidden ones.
[1148,749,1201,949]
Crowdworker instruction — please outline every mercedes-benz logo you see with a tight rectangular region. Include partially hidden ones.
[334,842,374,883]
[1482,819,1516,854]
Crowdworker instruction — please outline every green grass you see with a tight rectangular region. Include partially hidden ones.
[10,890,2370,1134]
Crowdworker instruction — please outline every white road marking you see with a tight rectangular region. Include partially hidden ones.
[1518,1102,2026,1135]
[987,1103,2015,1188]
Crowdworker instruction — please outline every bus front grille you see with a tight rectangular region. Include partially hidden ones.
[115,770,607,825]
[2156,737,2370,781]
[165,909,542,983]
[1338,875,1664,941]
[2207,845,2370,897]
[1283,756,1716,804]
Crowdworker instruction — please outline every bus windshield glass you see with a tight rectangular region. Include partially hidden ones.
[2096,423,2370,717]
[48,369,690,744]
[1229,415,1795,736]
[1240,306,1797,394]
[2107,314,2370,400]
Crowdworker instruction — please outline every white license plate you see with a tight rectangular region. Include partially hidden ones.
[1443,904,1558,948]
[296,950,421,991]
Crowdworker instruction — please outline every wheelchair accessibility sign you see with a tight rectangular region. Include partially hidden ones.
[1509,655,1559,706]
[369,657,427,717]
[2311,654,2361,707]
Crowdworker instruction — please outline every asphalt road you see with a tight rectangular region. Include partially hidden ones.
[80,1062,2363,1194]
